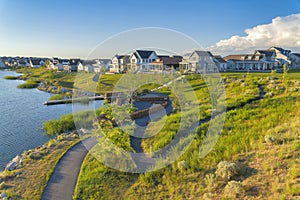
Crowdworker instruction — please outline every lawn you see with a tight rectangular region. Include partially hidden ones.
[73,71,300,199]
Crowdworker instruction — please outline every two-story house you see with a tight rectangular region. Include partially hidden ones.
[130,50,158,72]
[110,55,130,73]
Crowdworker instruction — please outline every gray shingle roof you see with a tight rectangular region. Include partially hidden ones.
[193,51,214,57]
[136,50,155,59]
[214,56,227,63]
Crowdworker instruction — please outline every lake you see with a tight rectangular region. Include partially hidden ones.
[0,70,103,170]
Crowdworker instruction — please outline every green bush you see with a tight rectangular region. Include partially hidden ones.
[4,75,18,80]
[48,94,65,101]
[17,80,39,89]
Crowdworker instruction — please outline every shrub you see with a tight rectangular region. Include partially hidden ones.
[202,192,214,200]
[264,135,277,144]
[215,161,239,181]
[224,181,244,198]
[177,161,188,172]
[47,139,57,148]
[48,94,65,100]
[4,75,18,80]
[0,181,5,190]
[204,173,217,191]
[17,80,39,89]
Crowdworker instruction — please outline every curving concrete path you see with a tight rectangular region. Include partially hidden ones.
[42,137,97,200]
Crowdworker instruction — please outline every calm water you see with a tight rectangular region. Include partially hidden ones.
[0,70,102,170]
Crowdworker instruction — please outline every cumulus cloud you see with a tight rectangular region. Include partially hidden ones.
[209,13,300,55]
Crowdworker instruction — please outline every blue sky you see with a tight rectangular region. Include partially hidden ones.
[0,0,299,58]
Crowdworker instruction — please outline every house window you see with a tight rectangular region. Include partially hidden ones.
[132,59,136,63]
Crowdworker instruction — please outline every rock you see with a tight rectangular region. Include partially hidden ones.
[0,192,7,199]
[5,155,23,171]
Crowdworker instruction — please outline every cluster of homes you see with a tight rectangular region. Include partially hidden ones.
[1,46,300,74]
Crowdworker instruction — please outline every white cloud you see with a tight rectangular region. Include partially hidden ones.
[209,13,300,55]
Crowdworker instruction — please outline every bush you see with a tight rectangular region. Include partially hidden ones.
[17,80,39,89]
[4,76,18,80]
[0,181,5,190]
[224,181,244,198]
[215,161,239,181]
[264,135,277,144]
[177,161,188,172]
[48,94,65,100]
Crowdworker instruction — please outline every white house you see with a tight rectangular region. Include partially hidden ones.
[290,53,300,68]
[213,56,227,71]
[224,54,275,70]
[110,55,130,73]
[269,47,291,66]
[184,51,218,74]
[129,50,158,72]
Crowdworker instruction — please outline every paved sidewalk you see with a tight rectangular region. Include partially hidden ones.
[42,137,97,200]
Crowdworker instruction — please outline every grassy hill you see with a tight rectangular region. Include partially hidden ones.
[74,72,300,200]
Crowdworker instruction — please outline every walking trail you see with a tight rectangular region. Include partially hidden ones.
[42,137,97,200]
[41,79,265,198]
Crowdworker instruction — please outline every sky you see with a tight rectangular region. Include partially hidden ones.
[0,0,300,58]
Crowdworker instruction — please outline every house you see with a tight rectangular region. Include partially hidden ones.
[99,59,112,71]
[268,47,291,66]
[290,53,300,68]
[213,56,227,71]
[69,59,81,72]
[224,54,275,70]
[18,59,30,67]
[0,58,6,68]
[159,55,182,69]
[110,55,130,73]
[183,51,218,74]
[30,59,44,68]
[82,60,100,73]
[130,50,158,72]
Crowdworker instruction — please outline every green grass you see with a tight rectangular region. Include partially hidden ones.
[0,136,80,200]
[43,110,96,135]
[73,72,300,199]
[17,80,39,88]
[3,75,19,80]
[74,154,138,200]
[48,94,65,100]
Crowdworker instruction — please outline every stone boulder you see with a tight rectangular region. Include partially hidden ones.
[5,155,23,171]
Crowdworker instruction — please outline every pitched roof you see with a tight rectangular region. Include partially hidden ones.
[116,55,130,60]
[159,56,182,65]
[136,50,155,59]
[82,60,98,65]
[99,59,111,65]
[31,59,42,65]
[224,54,264,61]
[193,51,214,57]
[255,50,275,58]
[291,53,300,57]
[213,56,227,63]
[69,59,81,65]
